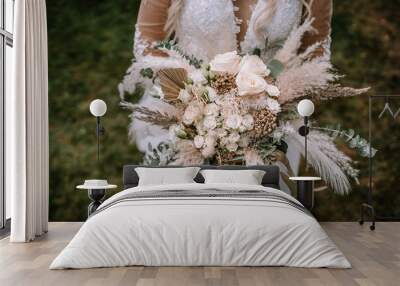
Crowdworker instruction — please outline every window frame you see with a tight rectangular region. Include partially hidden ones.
[0,0,14,231]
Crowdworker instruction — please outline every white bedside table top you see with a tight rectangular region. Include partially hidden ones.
[289,177,321,181]
[76,184,117,190]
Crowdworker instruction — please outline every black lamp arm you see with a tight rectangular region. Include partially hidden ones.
[298,116,310,171]
[95,117,105,164]
[96,117,105,137]
[298,117,309,136]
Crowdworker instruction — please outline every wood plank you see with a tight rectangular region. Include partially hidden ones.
[0,222,399,286]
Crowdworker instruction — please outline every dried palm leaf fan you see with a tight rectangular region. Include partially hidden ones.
[158,68,188,101]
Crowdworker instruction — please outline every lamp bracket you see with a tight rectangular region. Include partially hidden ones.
[298,126,309,137]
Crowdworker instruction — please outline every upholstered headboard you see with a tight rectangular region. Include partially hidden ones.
[123,165,280,190]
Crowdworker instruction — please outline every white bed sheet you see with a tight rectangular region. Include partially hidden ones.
[50,183,350,269]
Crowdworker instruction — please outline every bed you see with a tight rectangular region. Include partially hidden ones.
[50,165,350,269]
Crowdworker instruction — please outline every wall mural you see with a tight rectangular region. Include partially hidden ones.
[47,0,400,221]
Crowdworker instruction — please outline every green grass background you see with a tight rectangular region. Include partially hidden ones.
[47,0,400,221]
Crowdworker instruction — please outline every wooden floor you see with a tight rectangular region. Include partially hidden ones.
[0,222,399,286]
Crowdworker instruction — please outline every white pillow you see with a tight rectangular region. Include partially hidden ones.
[135,167,200,186]
[200,169,266,185]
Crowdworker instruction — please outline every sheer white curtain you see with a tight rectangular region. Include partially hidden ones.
[7,0,49,242]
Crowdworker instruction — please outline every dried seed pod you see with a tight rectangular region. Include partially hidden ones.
[249,109,277,139]
[211,73,237,95]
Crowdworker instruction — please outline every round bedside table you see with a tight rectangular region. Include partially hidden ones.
[289,177,321,210]
[77,182,117,217]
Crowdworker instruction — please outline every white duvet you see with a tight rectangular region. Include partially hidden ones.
[50,183,350,269]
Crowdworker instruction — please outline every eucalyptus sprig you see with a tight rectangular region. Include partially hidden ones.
[256,136,288,163]
[155,40,203,68]
[143,142,175,166]
[311,125,377,158]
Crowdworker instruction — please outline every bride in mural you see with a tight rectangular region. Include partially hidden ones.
[119,0,371,194]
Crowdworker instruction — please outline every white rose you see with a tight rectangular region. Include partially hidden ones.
[207,129,217,138]
[215,128,228,138]
[169,124,187,140]
[266,98,281,114]
[189,69,207,84]
[204,134,216,147]
[241,114,254,130]
[266,84,280,97]
[201,146,216,158]
[225,114,242,130]
[236,71,268,96]
[183,102,203,125]
[178,89,192,103]
[203,116,217,130]
[168,124,181,140]
[226,143,238,152]
[204,103,220,117]
[228,132,240,143]
[194,135,205,149]
[206,87,218,102]
[209,51,241,75]
[239,55,270,77]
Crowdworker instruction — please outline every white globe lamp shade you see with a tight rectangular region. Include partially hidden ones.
[90,99,107,117]
[297,99,315,117]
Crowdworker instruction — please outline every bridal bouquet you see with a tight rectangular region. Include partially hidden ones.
[154,51,285,166]
[119,19,375,194]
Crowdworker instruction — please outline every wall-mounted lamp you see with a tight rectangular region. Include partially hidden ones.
[89,99,107,163]
[297,99,315,170]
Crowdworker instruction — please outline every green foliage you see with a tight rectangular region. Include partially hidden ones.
[140,67,154,79]
[311,126,377,158]
[47,0,400,221]
[155,40,203,68]
[47,0,143,221]
[267,59,285,79]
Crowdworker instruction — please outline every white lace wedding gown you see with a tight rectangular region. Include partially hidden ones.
[121,0,311,155]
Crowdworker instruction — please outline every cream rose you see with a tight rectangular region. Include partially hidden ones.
[204,103,220,117]
[241,114,254,130]
[203,116,217,130]
[215,128,228,138]
[226,142,239,152]
[236,71,268,96]
[266,84,280,97]
[189,69,207,84]
[183,102,203,125]
[225,114,242,130]
[178,89,192,103]
[209,51,241,75]
[206,87,218,102]
[204,134,217,147]
[168,124,182,141]
[228,132,240,143]
[194,135,205,149]
[201,146,216,158]
[239,55,270,77]
[266,98,281,114]
[238,125,247,133]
